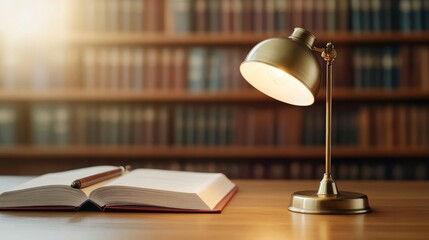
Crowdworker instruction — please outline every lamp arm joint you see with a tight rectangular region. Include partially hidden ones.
[313,42,337,62]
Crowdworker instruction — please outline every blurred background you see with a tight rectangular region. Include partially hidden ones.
[0,0,428,179]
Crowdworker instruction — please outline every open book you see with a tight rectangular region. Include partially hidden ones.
[0,166,238,212]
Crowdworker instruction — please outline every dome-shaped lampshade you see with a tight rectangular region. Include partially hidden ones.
[240,28,321,106]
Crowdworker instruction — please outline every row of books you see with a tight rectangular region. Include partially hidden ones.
[171,0,429,33]
[0,46,251,91]
[335,45,429,89]
[129,159,428,180]
[73,0,164,32]
[352,45,429,89]
[1,103,428,148]
[1,45,429,90]
[350,0,429,32]
[301,104,429,148]
[353,46,401,89]
[71,0,429,33]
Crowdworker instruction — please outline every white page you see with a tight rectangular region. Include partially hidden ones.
[104,169,225,194]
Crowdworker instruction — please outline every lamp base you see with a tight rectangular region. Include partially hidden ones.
[288,190,371,214]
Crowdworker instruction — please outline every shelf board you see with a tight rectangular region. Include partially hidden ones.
[61,32,429,45]
[0,146,428,159]
[0,89,428,102]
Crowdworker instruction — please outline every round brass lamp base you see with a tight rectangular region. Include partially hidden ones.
[288,191,371,214]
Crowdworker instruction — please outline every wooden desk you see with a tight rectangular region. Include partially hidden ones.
[1,177,429,240]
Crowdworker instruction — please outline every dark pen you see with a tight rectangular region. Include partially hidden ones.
[71,165,131,189]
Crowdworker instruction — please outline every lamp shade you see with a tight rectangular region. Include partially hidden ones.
[240,28,321,106]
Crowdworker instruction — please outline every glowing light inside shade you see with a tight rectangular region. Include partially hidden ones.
[240,61,315,106]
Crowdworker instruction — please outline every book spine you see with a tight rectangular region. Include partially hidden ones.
[106,0,119,32]
[52,104,70,146]
[107,48,120,89]
[32,104,53,146]
[292,0,303,29]
[353,47,363,89]
[265,0,275,33]
[120,0,132,32]
[145,48,159,90]
[242,0,253,32]
[173,48,187,90]
[273,0,287,32]
[208,49,223,91]
[160,48,172,90]
[382,47,394,89]
[174,105,185,146]
[400,0,412,32]
[195,106,206,146]
[411,0,423,31]
[194,0,208,33]
[361,0,371,31]
[98,48,109,90]
[173,0,192,33]
[187,48,207,92]
[337,0,349,31]
[424,0,429,30]
[221,0,232,33]
[208,0,221,32]
[371,0,382,32]
[350,0,362,32]
[0,104,16,146]
[253,0,265,33]
[120,48,132,90]
[158,105,170,146]
[119,106,131,145]
[231,0,244,33]
[144,106,156,146]
[326,0,337,32]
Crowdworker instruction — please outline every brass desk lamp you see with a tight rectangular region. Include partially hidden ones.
[240,27,371,214]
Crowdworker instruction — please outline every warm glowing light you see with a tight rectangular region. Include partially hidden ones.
[240,61,315,106]
[0,0,70,42]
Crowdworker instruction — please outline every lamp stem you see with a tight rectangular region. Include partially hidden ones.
[325,59,333,176]
[317,42,338,195]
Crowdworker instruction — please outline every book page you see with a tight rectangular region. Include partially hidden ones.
[104,169,225,194]
[89,169,236,210]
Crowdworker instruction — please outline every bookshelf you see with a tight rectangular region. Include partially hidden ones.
[0,0,428,179]
[0,88,428,102]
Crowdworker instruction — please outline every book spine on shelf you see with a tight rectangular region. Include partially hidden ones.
[302,0,314,31]
[399,0,412,32]
[31,104,53,146]
[326,0,337,32]
[171,0,192,34]
[0,104,16,146]
[337,0,349,31]
[194,0,208,33]
[273,0,288,32]
[424,0,429,30]
[172,48,187,91]
[411,0,423,31]
[207,49,223,92]
[208,0,221,32]
[370,0,382,32]
[187,48,207,92]
[265,0,275,33]
[361,0,371,32]
[350,0,362,32]
[52,104,71,146]
[231,0,243,33]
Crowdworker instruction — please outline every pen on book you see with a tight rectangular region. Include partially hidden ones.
[71,165,132,189]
